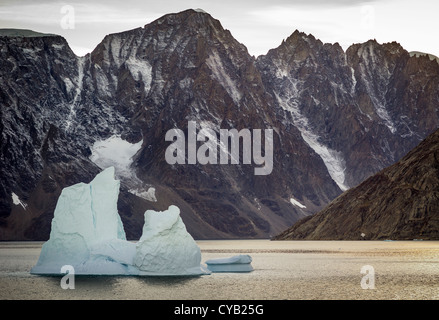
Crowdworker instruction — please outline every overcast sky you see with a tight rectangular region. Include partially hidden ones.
[0,0,438,58]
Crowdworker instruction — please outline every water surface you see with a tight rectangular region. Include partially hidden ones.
[1,240,438,300]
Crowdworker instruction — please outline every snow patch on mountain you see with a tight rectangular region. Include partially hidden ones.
[11,192,27,210]
[360,63,396,133]
[275,92,348,191]
[66,56,85,130]
[125,57,153,94]
[129,187,157,202]
[51,43,65,51]
[206,50,242,104]
[268,60,349,191]
[89,135,142,180]
[290,197,306,208]
[350,66,357,95]
[94,64,112,97]
[358,43,396,134]
[301,132,348,191]
[107,35,127,68]
[89,136,159,201]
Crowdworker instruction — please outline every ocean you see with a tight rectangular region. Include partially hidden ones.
[1,240,438,300]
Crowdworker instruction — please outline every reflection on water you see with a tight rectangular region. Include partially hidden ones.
[135,276,200,287]
[31,273,203,296]
[50,275,119,289]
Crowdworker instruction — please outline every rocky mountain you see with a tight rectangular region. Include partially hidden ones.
[257,31,439,189]
[1,9,439,240]
[274,128,439,240]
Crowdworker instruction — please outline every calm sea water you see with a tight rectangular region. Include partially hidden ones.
[1,240,438,300]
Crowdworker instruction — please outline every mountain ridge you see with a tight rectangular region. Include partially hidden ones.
[1,9,438,240]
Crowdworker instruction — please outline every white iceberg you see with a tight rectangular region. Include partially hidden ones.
[205,254,254,273]
[134,205,206,275]
[30,167,209,276]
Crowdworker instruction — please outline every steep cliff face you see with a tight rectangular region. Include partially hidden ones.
[274,128,439,240]
[1,9,439,240]
[257,31,439,190]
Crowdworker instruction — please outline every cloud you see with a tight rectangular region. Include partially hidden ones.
[245,5,364,45]
[0,2,159,27]
[246,0,377,8]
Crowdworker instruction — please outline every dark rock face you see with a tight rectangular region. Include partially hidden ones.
[274,128,439,240]
[1,10,439,240]
[257,32,439,190]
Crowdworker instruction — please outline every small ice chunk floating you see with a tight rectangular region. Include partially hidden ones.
[205,255,254,273]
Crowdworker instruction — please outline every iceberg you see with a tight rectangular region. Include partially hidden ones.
[205,255,254,273]
[134,205,206,275]
[31,167,209,276]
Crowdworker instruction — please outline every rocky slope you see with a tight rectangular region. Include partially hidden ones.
[257,31,439,189]
[1,9,439,240]
[274,128,439,240]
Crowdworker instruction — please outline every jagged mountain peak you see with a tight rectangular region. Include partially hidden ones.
[282,29,345,53]
[145,8,225,35]
[87,7,254,119]
[347,38,409,62]
[284,29,321,46]
[263,29,346,67]
[91,8,247,64]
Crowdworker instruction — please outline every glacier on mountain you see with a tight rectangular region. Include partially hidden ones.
[89,135,142,180]
[290,197,306,209]
[206,50,242,104]
[89,135,158,202]
[274,92,348,191]
[30,167,209,276]
[11,192,27,210]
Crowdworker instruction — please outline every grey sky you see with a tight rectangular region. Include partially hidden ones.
[0,0,438,58]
